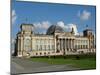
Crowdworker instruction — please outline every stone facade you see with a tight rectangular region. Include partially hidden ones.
[15,24,96,57]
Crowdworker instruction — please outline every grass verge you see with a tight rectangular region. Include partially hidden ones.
[30,54,96,69]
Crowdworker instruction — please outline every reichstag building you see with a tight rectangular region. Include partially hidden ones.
[14,23,96,57]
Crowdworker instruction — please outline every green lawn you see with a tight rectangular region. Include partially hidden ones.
[30,55,96,69]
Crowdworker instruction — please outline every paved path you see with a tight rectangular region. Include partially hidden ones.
[11,57,80,74]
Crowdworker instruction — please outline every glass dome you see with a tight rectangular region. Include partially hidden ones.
[46,25,64,35]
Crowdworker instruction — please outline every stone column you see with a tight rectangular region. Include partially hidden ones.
[32,37,34,51]
[71,39,73,51]
[31,36,33,51]
[41,39,42,50]
[65,38,66,50]
[61,38,63,51]
[49,39,50,50]
[88,40,89,49]
[40,39,41,50]
[60,39,61,51]
[72,39,74,50]
[57,39,59,50]
[68,39,70,51]
[59,39,61,50]
[18,38,21,56]
[21,37,23,56]
[60,39,61,50]
[72,39,74,49]
[67,39,69,51]
[45,39,46,51]
[62,39,63,51]
[61,39,63,54]
[23,37,24,52]
[69,39,71,51]
[66,39,67,50]
[54,38,56,52]
[17,39,20,56]
[37,39,38,51]
[71,39,72,51]
[70,39,72,50]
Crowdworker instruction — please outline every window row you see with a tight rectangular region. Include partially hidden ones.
[75,40,88,44]
[35,39,54,44]
[75,45,88,49]
[35,45,55,50]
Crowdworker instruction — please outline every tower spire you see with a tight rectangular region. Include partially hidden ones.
[71,27,75,35]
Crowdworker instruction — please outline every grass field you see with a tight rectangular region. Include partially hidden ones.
[30,54,96,69]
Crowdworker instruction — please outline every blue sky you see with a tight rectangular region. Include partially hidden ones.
[12,0,96,39]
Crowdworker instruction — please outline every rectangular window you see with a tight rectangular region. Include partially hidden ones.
[75,45,77,49]
[48,45,50,50]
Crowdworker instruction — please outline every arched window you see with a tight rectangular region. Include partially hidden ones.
[24,38,31,51]
[40,52,42,55]
[44,52,46,55]
[36,53,38,55]
[48,52,50,54]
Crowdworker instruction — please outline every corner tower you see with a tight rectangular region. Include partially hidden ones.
[83,28,95,50]
[20,23,34,35]
[15,24,34,57]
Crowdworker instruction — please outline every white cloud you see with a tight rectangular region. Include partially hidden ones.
[12,10,17,24]
[34,21,51,29]
[42,21,51,29]
[11,38,15,44]
[57,21,68,29]
[57,21,79,35]
[33,21,80,35]
[33,21,51,33]
[57,21,64,27]
[78,10,91,20]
